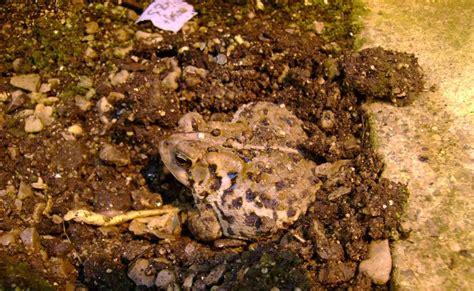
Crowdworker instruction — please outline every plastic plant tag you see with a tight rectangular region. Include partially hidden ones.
[136,0,197,33]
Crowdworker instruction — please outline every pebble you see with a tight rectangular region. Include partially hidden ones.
[84,47,98,60]
[155,269,176,289]
[75,95,92,111]
[68,124,84,135]
[0,92,8,102]
[24,115,44,133]
[162,70,181,90]
[320,110,336,130]
[20,227,41,251]
[113,28,130,42]
[31,177,48,190]
[313,21,325,34]
[85,21,99,34]
[96,97,113,114]
[7,90,25,111]
[0,230,20,246]
[127,259,155,288]
[203,264,226,286]
[34,103,54,126]
[10,74,41,92]
[110,69,130,86]
[78,76,94,89]
[17,181,33,200]
[99,143,131,166]
[215,54,227,65]
[12,58,24,72]
[135,30,163,46]
[183,66,208,87]
[359,239,392,285]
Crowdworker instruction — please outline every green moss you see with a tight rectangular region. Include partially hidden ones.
[0,257,54,290]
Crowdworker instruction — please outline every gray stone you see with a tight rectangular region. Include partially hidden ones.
[99,143,130,166]
[127,259,155,288]
[359,240,392,285]
[155,269,176,288]
[24,115,44,133]
[10,74,41,92]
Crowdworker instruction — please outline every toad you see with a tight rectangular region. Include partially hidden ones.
[159,102,320,240]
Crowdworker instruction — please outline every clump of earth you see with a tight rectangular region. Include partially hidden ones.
[0,1,423,290]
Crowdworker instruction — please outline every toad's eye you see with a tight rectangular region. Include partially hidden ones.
[174,151,192,169]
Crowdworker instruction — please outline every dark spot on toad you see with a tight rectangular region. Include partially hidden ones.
[221,187,234,204]
[260,118,270,126]
[210,177,222,191]
[211,128,221,136]
[207,146,218,152]
[245,213,262,229]
[227,172,238,181]
[246,172,255,181]
[287,208,296,217]
[261,195,278,209]
[246,189,257,201]
[223,213,235,224]
[263,108,269,115]
[231,197,243,209]
[275,180,287,191]
[227,227,235,236]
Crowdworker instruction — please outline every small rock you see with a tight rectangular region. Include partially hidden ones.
[132,189,163,210]
[114,28,130,42]
[68,124,84,135]
[162,70,181,91]
[215,54,227,65]
[17,181,33,200]
[20,227,41,251]
[24,115,44,133]
[107,92,125,102]
[127,259,155,288]
[99,143,130,166]
[85,21,99,34]
[113,45,134,59]
[34,103,54,126]
[0,92,8,102]
[84,47,98,60]
[213,238,247,248]
[155,269,176,289]
[359,240,392,285]
[320,110,336,130]
[7,90,25,112]
[39,83,51,93]
[135,30,163,46]
[78,76,94,89]
[12,58,24,72]
[0,230,20,246]
[203,264,226,286]
[110,69,130,86]
[31,177,48,190]
[323,58,340,81]
[28,92,46,103]
[10,74,41,92]
[75,95,92,111]
[47,78,61,89]
[183,66,208,87]
[313,21,325,34]
[96,97,113,114]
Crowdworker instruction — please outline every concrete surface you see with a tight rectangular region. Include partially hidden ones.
[360,0,473,289]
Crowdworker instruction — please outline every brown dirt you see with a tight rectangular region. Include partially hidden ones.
[0,1,422,290]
